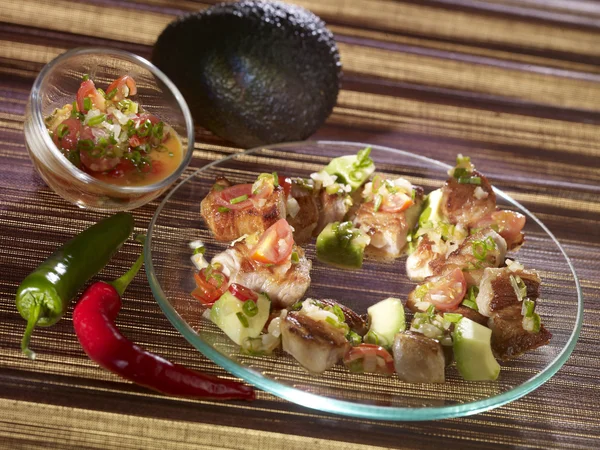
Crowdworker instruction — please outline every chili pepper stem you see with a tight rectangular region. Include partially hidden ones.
[22,301,43,360]
[108,234,145,297]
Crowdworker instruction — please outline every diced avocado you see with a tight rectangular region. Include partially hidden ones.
[453,317,500,381]
[324,148,375,192]
[418,188,443,227]
[210,291,270,345]
[316,221,369,269]
[365,297,406,347]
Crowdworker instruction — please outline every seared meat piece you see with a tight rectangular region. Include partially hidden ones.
[286,179,319,245]
[201,177,286,242]
[393,331,445,383]
[431,228,507,287]
[441,170,496,228]
[212,243,311,309]
[315,190,351,236]
[488,304,552,360]
[405,235,447,282]
[452,305,488,326]
[281,311,351,373]
[353,188,424,259]
[319,298,368,336]
[475,210,526,251]
[476,267,541,317]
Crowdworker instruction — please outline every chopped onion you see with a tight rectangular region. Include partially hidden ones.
[286,197,300,218]
[506,258,524,272]
[474,186,489,200]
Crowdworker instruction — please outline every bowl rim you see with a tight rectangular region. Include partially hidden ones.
[145,140,583,421]
[29,47,195,194]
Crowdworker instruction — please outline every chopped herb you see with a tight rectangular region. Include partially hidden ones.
[443,313,463,323]
[272,172,279,186]
[291,251,299,264]
[457,176,481,185]
[82,74,89,81]
[137,120,152,137]
[87,114,106,126]
[193,247,206,255]
[236,312,249,328]
[56,124,69,139]
[243,300,258,317]
[521,299,536,317]
[346,330,362,346]
[217,206,230,213]
[461,299,478,311]
[373,193,382,212]
[230,194,248,205]
[106,88,118,100]
[83,97,92,112]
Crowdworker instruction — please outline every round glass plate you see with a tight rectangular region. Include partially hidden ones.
[145,141,583,421]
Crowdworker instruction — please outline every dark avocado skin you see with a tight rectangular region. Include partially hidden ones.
[152,0,341,148]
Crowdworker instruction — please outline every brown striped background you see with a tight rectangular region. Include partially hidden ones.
[0,1,599,448]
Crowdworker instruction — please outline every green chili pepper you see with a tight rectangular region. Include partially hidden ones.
[16,212,134,359]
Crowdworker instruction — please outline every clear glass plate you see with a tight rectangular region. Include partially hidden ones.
[145,141,583,421]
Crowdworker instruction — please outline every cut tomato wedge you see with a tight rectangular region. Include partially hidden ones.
[53,118,82,151]
[423,268,467,312]
[251,219,294,265]
[215,184,254,210]
[228,283,259,302]
[106,75,137,101]
[343,344,395,375]
[76,79,106,113]
[191,267,229,306]
[381,191,414,213]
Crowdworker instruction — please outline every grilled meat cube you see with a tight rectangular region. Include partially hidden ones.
[315,190,351,236]
[405,235,446,282]
[476,267,541,317]
[393,331,445,383]
[488,304,551,360]
[212,242,311,309]
[319,298,368,336]
[286,179,319,244]
[431,228,507,287]
[353,188,424,259]
[281,311,351,373]
[441,170,496,228]
[201,177,286,242]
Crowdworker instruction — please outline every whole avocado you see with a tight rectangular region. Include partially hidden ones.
[152,1,341,148]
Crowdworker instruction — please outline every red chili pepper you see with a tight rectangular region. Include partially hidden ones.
[72,238,255,401]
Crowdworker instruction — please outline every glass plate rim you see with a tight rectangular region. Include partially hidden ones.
[145,140,584,421]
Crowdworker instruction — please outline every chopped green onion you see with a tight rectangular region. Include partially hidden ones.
[456,155,471,165]
[77,139,94,152]
[466,285,479,303]
[87,114,106,126]
[325,317,340,328]
[290,301,303,311]
[452,167,468,179]
[414,283,430,300]
[354,147,373,169]
[82,74,89,81]
[236,312,249,328]
[521,299,536,317]
[152,122,164,140]
[522,313,541,333]
[109,135,118,145]
[212,183,225,192]
[243,300,258,317]
[484,236,496,250]
[426,304,436,318]
[193,247,206,255]
[272,172,279,186]
[325,183,340,195]
[217,206,230,213]
[509,275,527,301]
[443,313,463,323]
[458,176,481,185]
[106,88,118,100]
[137,120,152,137]
[230,194,248,205]
[331,305,346,323]
[461,299,478,311]
[364,330,380,345]
[472,240,487,260]
[291,251,299,264]
[346,331,362,346]
[56,124,69,138]
[373,193,382,212]
[83,97,92,112]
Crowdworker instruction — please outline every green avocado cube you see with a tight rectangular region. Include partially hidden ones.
[316,222,369,269]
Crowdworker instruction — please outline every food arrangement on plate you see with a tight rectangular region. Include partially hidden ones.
[189,149,552,383]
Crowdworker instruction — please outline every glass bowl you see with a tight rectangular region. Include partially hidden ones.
[24,47,194,211]
[145,141,583,421]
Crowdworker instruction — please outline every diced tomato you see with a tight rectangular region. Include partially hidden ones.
[80,147,120,173]
[216,184,254,210]
[106,75,137,101]
[251,219,294,265]
[192,268,229,306]
[423,268,467,312]
[53,118,82,151]
[228,283,258,302]
[149,160,164,175]
[278,175,292,197]
[137,113,161,125]
[76,79,106,113]
[129,134,146,148]
[381,192,414,213]
[343,344,395,375]
[108,159,136,178]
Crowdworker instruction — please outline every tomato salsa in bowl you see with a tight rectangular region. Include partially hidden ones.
[25,48,194,211]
